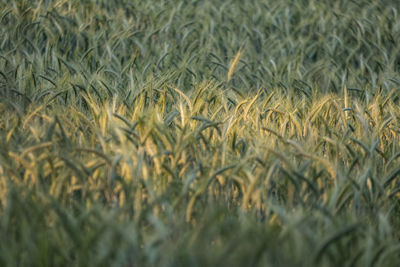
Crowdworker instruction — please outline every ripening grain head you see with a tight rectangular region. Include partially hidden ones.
[227,49,242,82]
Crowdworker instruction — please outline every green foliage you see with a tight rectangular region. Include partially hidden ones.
[0,0,400,266]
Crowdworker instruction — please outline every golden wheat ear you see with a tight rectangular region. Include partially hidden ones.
[227,49,242,82]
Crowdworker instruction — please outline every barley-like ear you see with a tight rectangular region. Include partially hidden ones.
[344,85,349,110]
[227,50,242,82]
[344,85,351,119]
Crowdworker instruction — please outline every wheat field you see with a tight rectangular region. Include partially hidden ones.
[1,0,400,266]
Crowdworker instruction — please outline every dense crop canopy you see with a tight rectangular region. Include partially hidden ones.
[0,0,400,266]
